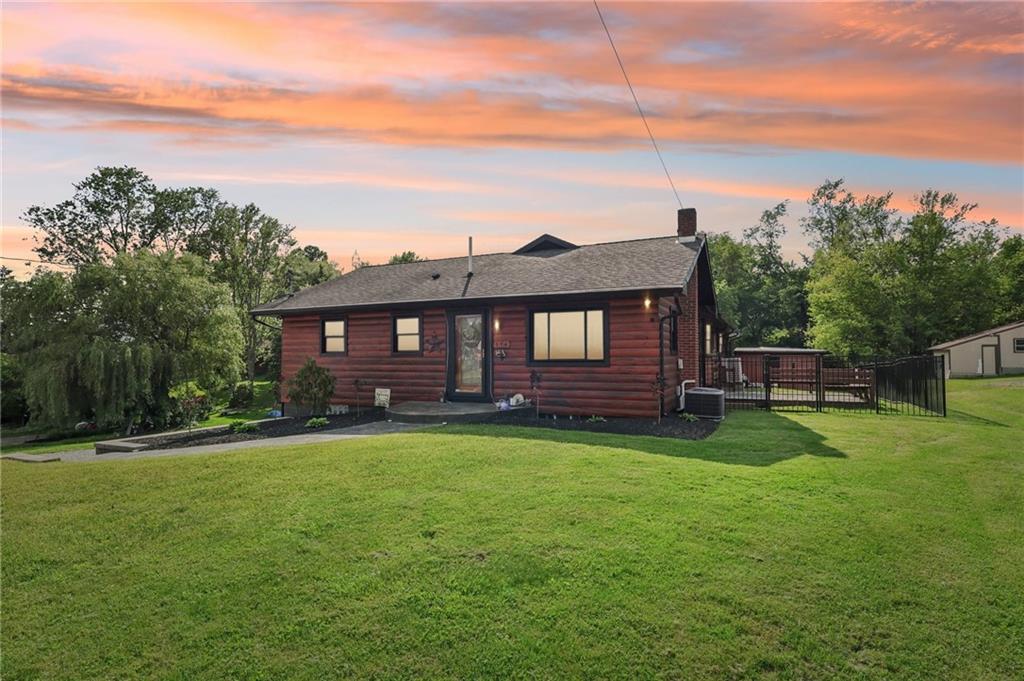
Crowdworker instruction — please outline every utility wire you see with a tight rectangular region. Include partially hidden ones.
[0,255,75,269]
[592,0,682,209]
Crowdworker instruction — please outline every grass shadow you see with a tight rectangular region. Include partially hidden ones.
[436,410,846,467]
[946,409,1010,428]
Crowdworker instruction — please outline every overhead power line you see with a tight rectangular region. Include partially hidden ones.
[0,255,75,269]
[592,0,683,209]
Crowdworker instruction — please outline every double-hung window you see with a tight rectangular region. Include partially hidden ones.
[531,309,605,362]
[321,319,347,354]
[393,315,421,353]
[1014,338,1024,353]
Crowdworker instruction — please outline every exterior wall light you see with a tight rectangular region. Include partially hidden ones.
[643,296,652,310]
[494,319,500,331]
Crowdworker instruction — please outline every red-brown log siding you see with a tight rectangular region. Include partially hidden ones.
[278,290,703,418]
[281,308,448,408]
[491,296,660,418]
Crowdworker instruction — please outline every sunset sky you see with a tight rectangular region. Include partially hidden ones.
[2,1,1022,273]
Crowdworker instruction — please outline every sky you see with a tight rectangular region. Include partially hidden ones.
[2,1,1022,275]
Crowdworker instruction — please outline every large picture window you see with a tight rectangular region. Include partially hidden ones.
[531,309,605,362]
[393,315,421,353]
[321,318,346,354]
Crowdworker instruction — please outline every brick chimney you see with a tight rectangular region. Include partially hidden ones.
[677,207,697,242]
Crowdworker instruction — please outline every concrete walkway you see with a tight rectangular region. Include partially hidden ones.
[3,421,430,464]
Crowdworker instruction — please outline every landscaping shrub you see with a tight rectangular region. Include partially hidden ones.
[168,382,212,431]
[228,383,254,408]
[287,359,335,415]
[305,417,328,429]
[229,420,259,434]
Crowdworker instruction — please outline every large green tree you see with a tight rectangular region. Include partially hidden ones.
[708,203,807,347]
[388,251,425,264]
[5,252,241,431]
[151,186,222,253]
[993,235,1024,324]
[24,166,160,265]
[194,203,296,381]
[804,182,1005,355]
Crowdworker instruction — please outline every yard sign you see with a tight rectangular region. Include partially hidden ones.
[374,388,391,408]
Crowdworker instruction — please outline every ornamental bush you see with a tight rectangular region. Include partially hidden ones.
[168,381,213,431]
[286,359,335,416]
[228,382,254,408]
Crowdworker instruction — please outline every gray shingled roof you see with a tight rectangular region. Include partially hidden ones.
[253,234,703,315]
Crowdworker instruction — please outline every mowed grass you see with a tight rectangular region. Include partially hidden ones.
[2,379,1021,679]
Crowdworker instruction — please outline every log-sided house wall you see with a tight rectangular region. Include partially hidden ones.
[281,308,449,408]
[279,281,704,419]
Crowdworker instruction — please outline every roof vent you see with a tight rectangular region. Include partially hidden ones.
[431,272,440,280]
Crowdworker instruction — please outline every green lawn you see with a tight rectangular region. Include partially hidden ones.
[2,378,1021,679]
[2,379,277,455]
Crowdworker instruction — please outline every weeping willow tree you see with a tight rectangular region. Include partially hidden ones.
[6,252,242,432]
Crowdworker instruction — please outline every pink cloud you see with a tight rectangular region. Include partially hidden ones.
[1,2,1020,162]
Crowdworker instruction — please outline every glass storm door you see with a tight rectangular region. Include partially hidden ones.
[448,311,489,400]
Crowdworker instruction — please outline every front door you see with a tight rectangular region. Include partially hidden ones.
[446,310,491,401]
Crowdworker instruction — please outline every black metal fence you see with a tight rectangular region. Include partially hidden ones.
[702,353,945,416]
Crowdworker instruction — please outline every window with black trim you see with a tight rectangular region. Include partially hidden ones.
[668,314,678,355]
[321,319,346,354]
[1014,338,1024,353]
[393,315,421,353]
[531,309,605,362]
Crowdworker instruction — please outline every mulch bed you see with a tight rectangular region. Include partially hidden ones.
[480,411,718,440]
[137,409,386,450]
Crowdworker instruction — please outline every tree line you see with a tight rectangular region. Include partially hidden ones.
[0,166,423,432]
[2,168,1019,432]
[709,179,1023,356]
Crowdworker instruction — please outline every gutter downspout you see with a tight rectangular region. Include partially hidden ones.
[658,308,680,416]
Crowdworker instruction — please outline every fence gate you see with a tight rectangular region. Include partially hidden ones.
[704,353,946,416]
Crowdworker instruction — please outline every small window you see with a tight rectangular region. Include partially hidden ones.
[1015,338,1024,353]
[704,324,713,355]
[321,319,346,354]
[393,315,421,353]
[531,309,604,362]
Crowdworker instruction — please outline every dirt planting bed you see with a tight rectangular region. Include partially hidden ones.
[135,409,387,450]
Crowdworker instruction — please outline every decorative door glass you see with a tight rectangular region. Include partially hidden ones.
[454,314,483,393]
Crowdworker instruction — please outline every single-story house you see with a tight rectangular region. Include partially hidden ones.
[252,208,730,418]
[928,321,1024,378]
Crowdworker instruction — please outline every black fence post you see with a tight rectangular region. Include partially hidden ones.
[874,356,881,414]
[940,355,947,417]
[815,354,823,412]
[763,355,771,411]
